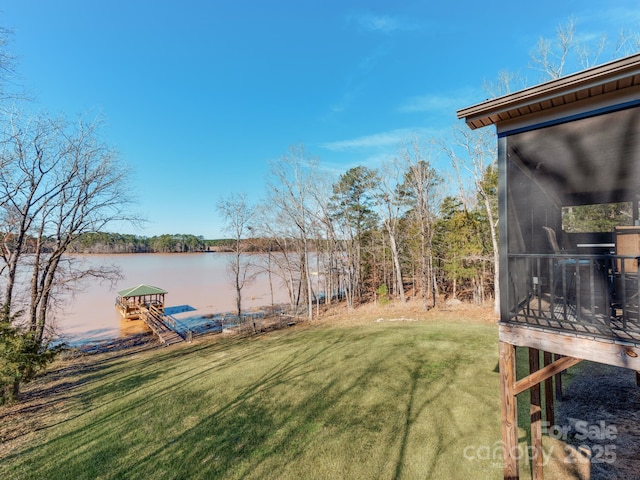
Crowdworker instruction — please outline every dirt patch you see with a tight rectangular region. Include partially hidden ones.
[314,298,498,326]
[555,362,640,479]
[70,332,159,355]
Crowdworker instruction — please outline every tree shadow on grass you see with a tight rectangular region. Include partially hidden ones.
[61,329,380,477]
[393,362,423,479]
[2,325,499,479]
[392,355,471,479]
[123,335,386,479]
[1,333,270,454]
[1,328,355,473]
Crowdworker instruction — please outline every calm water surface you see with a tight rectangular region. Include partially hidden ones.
[57,253,288,344]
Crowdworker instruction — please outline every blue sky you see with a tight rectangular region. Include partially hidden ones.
[3,1,640,238]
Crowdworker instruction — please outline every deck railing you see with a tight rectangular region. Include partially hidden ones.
[507,253,640,341]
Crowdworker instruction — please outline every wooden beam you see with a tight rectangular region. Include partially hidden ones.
[529,349,544,479]
[499,341,519,479]
[543,351,555,427]
[499,324,640,370]
[514,355,582,396]
[554,354,563,401]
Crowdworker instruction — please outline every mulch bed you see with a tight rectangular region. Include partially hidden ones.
[555,361,640,479]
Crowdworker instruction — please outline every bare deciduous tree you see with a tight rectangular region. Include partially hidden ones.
[265,145,319,321]
[442,125,499,315]
[252,205,298,310]
[398,138,442,310]
[529,17,640,82]
[529,17,576,80]
[0,112,136,401]
[0,27,25,106]
[216,192,256,326]
[374,158,409,302]
[483,69,527,98]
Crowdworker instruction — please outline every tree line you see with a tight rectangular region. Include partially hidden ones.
[216,140,497,324]
[65,233,283,253]
[66,232,209,253]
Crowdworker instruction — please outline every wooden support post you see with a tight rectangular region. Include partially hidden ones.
[529,348,544,480]
[499,341,519,480]
[543,351,555,427]
[554,354,563,401]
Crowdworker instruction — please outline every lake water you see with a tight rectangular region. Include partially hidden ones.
[56,253,289,345]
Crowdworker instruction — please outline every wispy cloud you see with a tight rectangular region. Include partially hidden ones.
[398,94,458,114]
[398,88,485,115]
[591,6,640,25]
[346,12,418,35]
[351,13,401,34]
[577,7,640,57]
[320,152,391,175]
[327,45,391,115]
[321,127,437,152]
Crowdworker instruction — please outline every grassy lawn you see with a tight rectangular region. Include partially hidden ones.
[0,313,581,479]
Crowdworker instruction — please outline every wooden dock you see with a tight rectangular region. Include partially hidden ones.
[138,304,184,346]
[115,284,184,346]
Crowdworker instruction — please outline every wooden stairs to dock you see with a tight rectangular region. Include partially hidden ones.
[139,304,184,346]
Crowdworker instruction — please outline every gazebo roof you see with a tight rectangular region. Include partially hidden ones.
[117,284,168,298]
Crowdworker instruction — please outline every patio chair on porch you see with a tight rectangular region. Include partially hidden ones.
[544,227,580,300]
[542,226,571,256]
[611,227,640,321]
[543,226,610,319]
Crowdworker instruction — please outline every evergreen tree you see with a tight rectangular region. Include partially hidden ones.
[330,166,379,305]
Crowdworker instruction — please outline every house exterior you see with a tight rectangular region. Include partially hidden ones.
[458,53,640,479]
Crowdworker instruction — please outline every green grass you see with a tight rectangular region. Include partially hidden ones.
[0,318,577,479]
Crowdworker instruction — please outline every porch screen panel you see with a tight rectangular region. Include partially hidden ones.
[504,104,640,322]
[505,156,533,312]
[505,106,640,207]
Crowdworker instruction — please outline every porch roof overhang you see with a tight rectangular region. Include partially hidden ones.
[457,53,640,131]
[457,53,640,207]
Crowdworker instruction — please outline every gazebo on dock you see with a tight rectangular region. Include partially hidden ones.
[115,284,167,320]
[458,53,640,479]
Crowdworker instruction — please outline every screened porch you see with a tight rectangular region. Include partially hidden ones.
[505,104,640,342]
